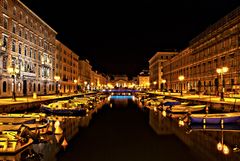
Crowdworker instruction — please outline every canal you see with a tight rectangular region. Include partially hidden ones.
[56,95,200,161]
[4,94,240,161]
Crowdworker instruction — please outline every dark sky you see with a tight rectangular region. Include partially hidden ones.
[20,0,239,77]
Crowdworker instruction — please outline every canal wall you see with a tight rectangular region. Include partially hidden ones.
[0,93,95,113]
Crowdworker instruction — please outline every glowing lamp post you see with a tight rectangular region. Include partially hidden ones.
[216,67,228,101]
[178,75,184,97]
[74,79,77,93]
[153,81,157,91]
[54,76,60,96]
[162,79,166,95]
[84,81,88,92]
[8,66,19,101]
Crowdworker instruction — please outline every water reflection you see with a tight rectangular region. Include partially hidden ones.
[0,113,95,161]
[149,109,240,161]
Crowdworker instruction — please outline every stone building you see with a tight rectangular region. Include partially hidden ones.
[55,40,78,94]
[0,0,57,97]
[138,70,150,89]
[162,7,240,95]
[78,59,92,91]
[149,51,178,89]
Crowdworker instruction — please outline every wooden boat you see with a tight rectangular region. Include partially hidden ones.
[190,112,240,124]
[0,113,47,122]
[0,118,35,125]
[166,105,206,113]
[41,100,87,116]
[189,124,240,132]
[0,127,33,154]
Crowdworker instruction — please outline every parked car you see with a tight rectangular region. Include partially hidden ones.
[189,89,197,95]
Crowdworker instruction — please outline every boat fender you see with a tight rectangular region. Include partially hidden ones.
[203,118,206,124]
[221,119,224,125]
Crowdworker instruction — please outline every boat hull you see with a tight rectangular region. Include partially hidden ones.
[190,114,240,124]
[41,106,86,116]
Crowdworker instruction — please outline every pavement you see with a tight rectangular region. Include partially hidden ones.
[1,90,240,106]
[148,91,240,106]
[0,92,93,105]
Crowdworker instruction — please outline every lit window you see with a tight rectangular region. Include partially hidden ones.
[3,0,8,10]
[13,7,16,16]
[12,40,16,52]
[18,43,22,54]
[3,18,8,29]
[12,23,16,33]
[19,12,23,20]
[24,46,27,56]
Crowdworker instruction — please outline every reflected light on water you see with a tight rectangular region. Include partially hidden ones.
[162,111,167,117]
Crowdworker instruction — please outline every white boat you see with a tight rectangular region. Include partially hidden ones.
[167,104,206,113]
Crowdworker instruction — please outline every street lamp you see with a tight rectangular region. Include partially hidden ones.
[8,66,19,101]
[54,76,60,96]
[84,81,88,92]
[74,79,77,93]
[153,81,157,89]
[162,79,166,95]
[216,67,228,101]
[178,75,184,97]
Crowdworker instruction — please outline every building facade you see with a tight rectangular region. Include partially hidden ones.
[55,40,78,94]
[162,7,240,95]
[138,70,150,89]
[0,0,57,97]
[78,59,92,91]
[149,51,178,89]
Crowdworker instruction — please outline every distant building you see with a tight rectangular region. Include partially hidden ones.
[149,52,178,89]
[55,40,78,94]
[0,0,57,97]
[78,59,92,91]
[138,70,150,89]
[112,75,129,88]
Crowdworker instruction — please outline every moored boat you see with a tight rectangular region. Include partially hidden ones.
[190,112,240,124]
[41,100,87,116]
[0,127,33,154]
[167,104,206,113]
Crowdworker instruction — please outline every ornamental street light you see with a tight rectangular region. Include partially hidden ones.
[153,81,157,92]
[8,66,19,101]
[162,79,166,95]
[216,67,228,101]
[74,79,77,93]
[84,81,88,92]
[178,75,184,97]
[54,76,60,96]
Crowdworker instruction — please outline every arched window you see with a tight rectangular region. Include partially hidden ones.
[49,84,51,91]
[3,0,8,10]
[3,18,8,29]
[33,83,36,92]
[18,82,21,92]
[38,83,40,92]
[29,83,32,92]
[13,7,16,16]
[3,81,7,92]
[19,12,23,20]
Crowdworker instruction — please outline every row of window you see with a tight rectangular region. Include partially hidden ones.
[2,35,52,63]
[3,17,53,52]
[2,0,53,39]
[2,81,55,93]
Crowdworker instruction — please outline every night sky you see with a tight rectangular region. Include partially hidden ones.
[21,0,239,77]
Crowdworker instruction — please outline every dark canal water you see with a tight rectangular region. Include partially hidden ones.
[4,95,240,161]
